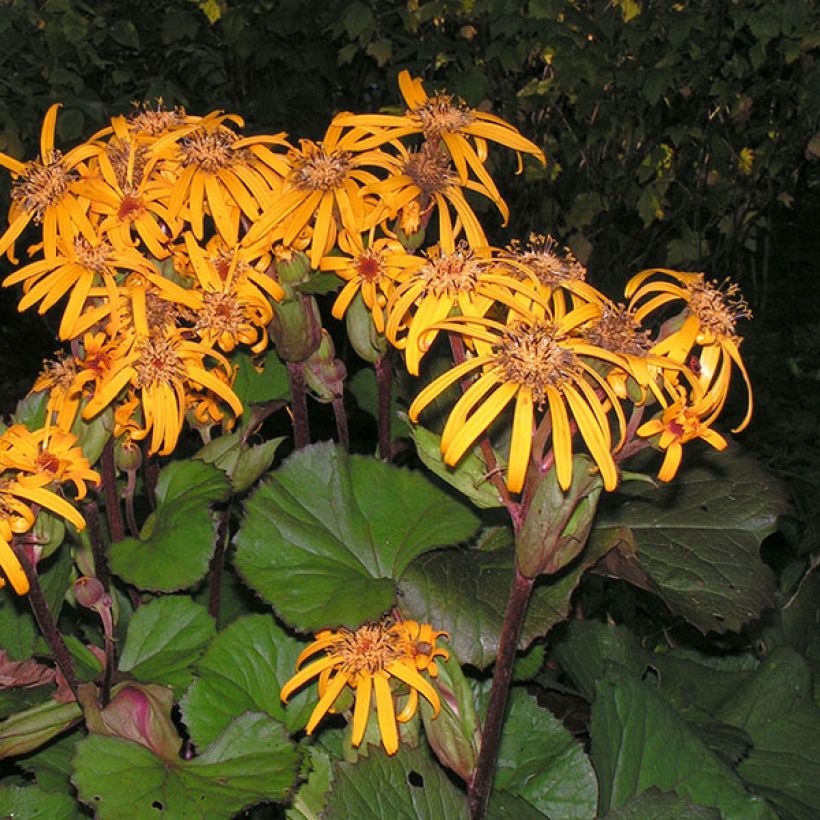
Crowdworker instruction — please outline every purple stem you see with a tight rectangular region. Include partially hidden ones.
[375,351,393,460]
[287,361,310,449]
[467,567,535,819]
[11,539,78,697]
[100,439,124,543]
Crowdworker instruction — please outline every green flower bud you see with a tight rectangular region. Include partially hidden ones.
[269,293,323,362]
[345,291,388,364]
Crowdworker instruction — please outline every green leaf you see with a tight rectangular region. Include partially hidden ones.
[324,744,469,819]
[235,442,479,631]
[494,689,597,818]
[18,731,80,793]
[181,614,312,750]
[232,350,290,409]
[0,785,79,819]
[409,423,503,509]
[108,460,231,591]
[590,666,776,819]
[602,788,721,818]
[0,548,73,660]
[398,526,617,669]
[118,597,215,692]
[72,713,300,819]
[287,745,334,820]
[109,19,139,49]
[716,647,820,819]
[598,446,784,632]
[0,699,82,758]
[343,1,373,39]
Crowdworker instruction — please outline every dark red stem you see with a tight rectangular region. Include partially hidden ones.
[82,500,110,590]
[332,394,349,450]
[375,351,393,460]
[467,567,535,818]
[287,361,310,449]
[11,539,78,697]
[100,439,124,543]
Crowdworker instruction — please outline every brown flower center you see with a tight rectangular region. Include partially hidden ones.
[107,142,149,188]
[420,246,481,296]
[195,291,244,337]
[354,249,385,283]
[290,142,352,192]
[180,127,240,172]
[409,93,474,139]
[403,142,454,195]
[12,152,75,222]
[586,303,651,356]
[686,277,751,338]
[506,234,587,288]
[134,336,183,387]
[74,237,113,276]
[117,190,146,223]
[129,101,186,137]
[494,320,578,406]
[335,622,403,676]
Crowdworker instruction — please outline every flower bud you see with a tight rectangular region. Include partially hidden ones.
[269,293,323,362]
[345,292,388,364]
[74,576,108,610]
[114,436,143,472]
[275,249,312,284]
[304,330,347,402]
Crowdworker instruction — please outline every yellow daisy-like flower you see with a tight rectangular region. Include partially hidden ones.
[82,329,242,456]
[320,229,425,333]
[176,233,282,353]
[280,618,448,756]
[626,269,753,431]
[637,389,728,481]
[0,104,99,262]
[386,243,541,376]
[0,477,87,595]
[337,70,545,216]
[80,128,180,261]
[244,122,394,267]
[365,140,494,248]
[3,233,158,340]
[408,303,630,493]
[499,234,604,316]
[0,425,99,500]
[31,354,82,432]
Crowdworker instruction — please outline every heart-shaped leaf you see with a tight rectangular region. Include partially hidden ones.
[398,526,622,669]
[72,712,300,819]
[493,689,597,818]
[597,446,785,633]
[118,597,215,692]
[234,442,479,631]
[181,614,312,750]
[324,744,468,819]
[590,665,775,819]
[108,460,231,592]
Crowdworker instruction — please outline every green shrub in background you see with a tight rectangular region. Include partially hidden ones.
[1,0,817,284]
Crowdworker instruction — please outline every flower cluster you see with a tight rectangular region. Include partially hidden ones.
[404,245,753,493]
[281,617,448,755]
[0,425,98,594]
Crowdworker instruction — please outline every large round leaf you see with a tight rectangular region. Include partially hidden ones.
[597,446,785,633]
[234,442,479,631]
[108,460,231,592]
[72,712,299,819]
[181,614,312,750]
[324,744,468,819]
[493,689,598,818]
[397,526,622,669]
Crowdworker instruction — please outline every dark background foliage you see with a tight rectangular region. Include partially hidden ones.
[0,0,817,510]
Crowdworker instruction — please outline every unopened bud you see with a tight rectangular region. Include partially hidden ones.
[269,293,323,362]
[114,436,143,472]
[74,576,109,610]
